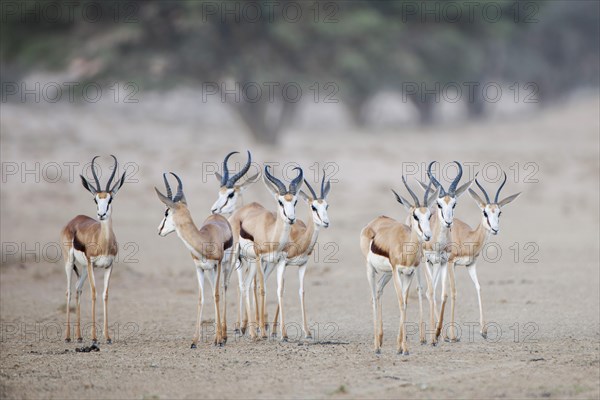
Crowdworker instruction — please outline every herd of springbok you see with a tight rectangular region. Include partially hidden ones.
[61,153,519,354]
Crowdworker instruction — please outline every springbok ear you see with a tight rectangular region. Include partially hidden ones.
[80,175,97,195]
[468,188,486,208]
[215,172,223,184]
[455,180,473,197]
[499,192,521,207]
[299,190,311,203]
[262,174,280,197]
[239,172,260,191]
[111,171,127,195]
[427,187,440,207]
[155,187,175,208]
[391,189,412,212]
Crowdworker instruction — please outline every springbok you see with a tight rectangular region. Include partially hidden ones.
[210,151,260,335]
[229,165,303,339]
[61,155,126,344]
[436,172,520,342]
[360,177,438,354]
[415,161,472,345]
[270,172,331,340]
[211,150,259,215]
[155,173,234,348]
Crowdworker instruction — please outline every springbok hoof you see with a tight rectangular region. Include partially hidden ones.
[481,332,487,339]
[271,333,278,339]
[234,328,241,335]
[64,338,71,343]
[444,337,460,343]
[305,334,313,340]
[106,339,112,345]
[280,337,288,342]
[77,338,83,343]
[191,343,197,349]
[375,348,381,355]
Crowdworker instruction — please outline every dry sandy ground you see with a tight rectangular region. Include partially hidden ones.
[1,94,599,399]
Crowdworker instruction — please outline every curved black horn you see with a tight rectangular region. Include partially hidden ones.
[163,173,173,200]
[90,156,101,191]
[320,168,331,199]
[264,166,286,195]
[495,171,507,203]
[475,175,490,204]
[221,151,238,187]
[170,172,184,202]
[105,155,118,192]
[427,161,445,196]
[288,167,303,195]
[227,150,251,187]
[303,179,317,199]
[448,161,463,195]
[402,176,420,207]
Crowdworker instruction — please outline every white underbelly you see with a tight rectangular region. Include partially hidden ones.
[239,237,256,259]
[73,250,114,269]
[367,251,392,273]
[286,255,308,267]
[423,250,447,265]
[196,259,219,271]
[453,256,474,266]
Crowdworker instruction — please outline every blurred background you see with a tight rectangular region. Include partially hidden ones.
[1,0,598,143]
[1,2,599,398]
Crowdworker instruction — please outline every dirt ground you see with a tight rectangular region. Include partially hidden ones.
[1,94,599,399]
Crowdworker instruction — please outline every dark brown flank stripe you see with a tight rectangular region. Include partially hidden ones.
[370,240,389,259]
[224,235,233,250]
[240,224,254,242]
[73,235,86,253]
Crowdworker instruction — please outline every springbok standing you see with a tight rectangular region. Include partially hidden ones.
[210,151,260,335]
[270,172,331,340]
[360,177,438,354]
[155,173,234,348]
[436,172,520,342]
[61,155,126,344]
[229,165,303,339]
[416,161,472,345]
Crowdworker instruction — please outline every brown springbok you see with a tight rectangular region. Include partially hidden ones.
[270,172,331,340]
[229,165,303,339]
[61,155,126,344]
[155,173,234,348]
[436,172,520,342]
[360,176,438,354]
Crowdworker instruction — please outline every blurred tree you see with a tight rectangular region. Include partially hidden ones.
[1,0,598,143]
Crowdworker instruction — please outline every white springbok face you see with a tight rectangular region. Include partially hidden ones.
[276,193,298,225]
[95,192,113,221]
[411,207,433,242]
[468,173,521,236]
[310,199,330,228]
[436,195,456,228]
[482,204,501,235]
[211,187,238,215]
[157,207,176,236]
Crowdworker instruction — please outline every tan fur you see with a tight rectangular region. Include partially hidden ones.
[228,200,294,339]
[360,209,425,354]
[60,192,117,344]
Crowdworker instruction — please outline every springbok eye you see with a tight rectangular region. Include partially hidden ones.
[311,205,317,212]
[164,209,169,217]
[483,211,488,218]
[452,203,456,209]
[108,197,113,204]
[498,211,502,216]
[413,214,419,221]
[278,200,284,207]
[94,198,98,204]
[228,192,235,199]
[294,200,297,206]
[326,205,329,210]
[428,214,432,220]
[437,203,442,209]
